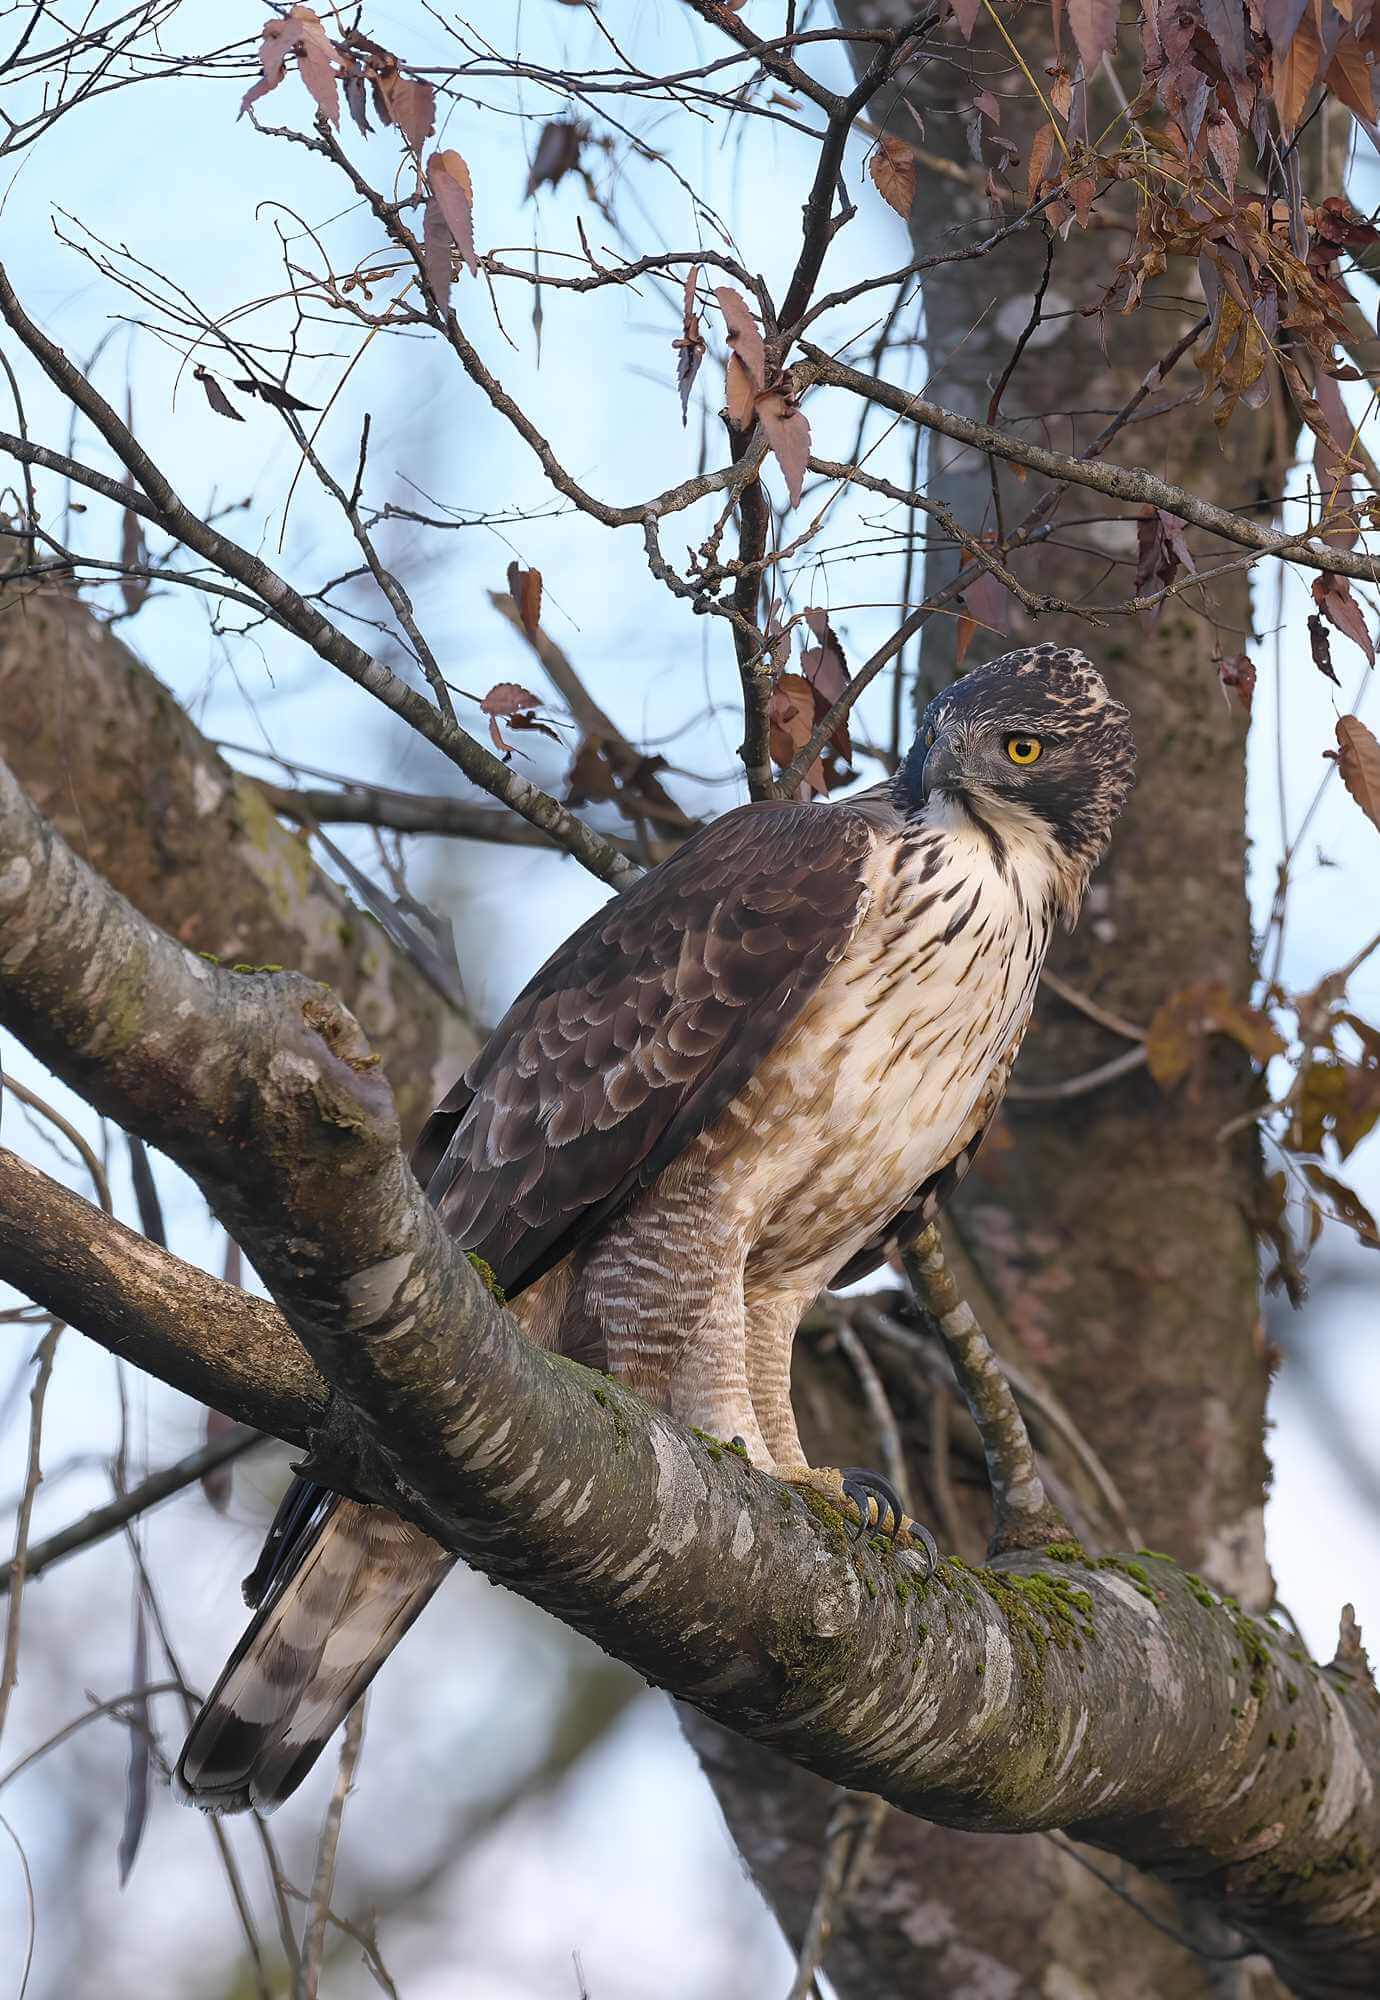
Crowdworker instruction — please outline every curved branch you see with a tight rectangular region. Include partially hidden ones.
[0,752,1378,1997]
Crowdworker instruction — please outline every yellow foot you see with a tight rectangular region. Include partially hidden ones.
[779,1464,938,1567]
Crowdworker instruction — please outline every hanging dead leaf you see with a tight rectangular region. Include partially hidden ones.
[480,682,558,755]
[949,0,983,36]
[1308,613,1339,683]
[506,562,543,639]
[769,672,825,794]
[869,135,918,218]
[193,367,244,422]
[242,5,339,126]
[673,263,705,426]
[427,150,478,279]
[526,120,584,197]
[232,376,318,412]
[1271,10,1321,135]
[422,198,454,308]
[1147,980,1284,1090]
[713,286,766,388]
[1312,573,1374,663]
[1328,715,1380,833]
[1068,0,1119,72]
[1216,653,1255,715]
[757,390,811,508]
[725,353,758,429]
[375,72,436,155]
[1026,123,1058,203]
[120,485,149,616]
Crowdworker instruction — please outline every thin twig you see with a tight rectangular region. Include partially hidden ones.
[785,1792,888,2000]
[0,1325,60,1750]
[0,1424,264,1595]
[297,1702,367,2000]
[903,1232,1069,1555]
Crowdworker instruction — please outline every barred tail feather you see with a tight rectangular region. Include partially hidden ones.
[176,1495,454,1814]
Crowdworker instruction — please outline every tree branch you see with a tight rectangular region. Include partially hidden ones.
[1,752,1379,1996]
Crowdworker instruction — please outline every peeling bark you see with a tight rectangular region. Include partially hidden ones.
[1,753,1378,1997]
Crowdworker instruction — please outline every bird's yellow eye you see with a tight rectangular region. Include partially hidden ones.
[1006,735,1042,765]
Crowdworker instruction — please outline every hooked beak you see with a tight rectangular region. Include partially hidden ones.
[921,735,964,802]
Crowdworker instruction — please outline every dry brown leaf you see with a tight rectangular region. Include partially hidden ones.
[1026,123,1057,203]
[954,611,979,668]
[1326,33,1376,123]
[422,197,454,308]
[526,120,584,197]
[506,562,543,639]
[1272,10,1321,135]
[1312,572,1374,663]
[193,366,244,422]
[427,149,478,278]
[120,486,149,616]
[757,390,811,508]
[869,135,918,218]
[1330,715,1380,833]
[725,352,758,429]
[949,0,982,36]
[769,672,826,794]
[376,73,436,155]
[1068,0,1119,70]
[673,263,705,426]
[713,285,766,388]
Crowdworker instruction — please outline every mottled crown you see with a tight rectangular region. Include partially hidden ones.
[905,642,1136,879]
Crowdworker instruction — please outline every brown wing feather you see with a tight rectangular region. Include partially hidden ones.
[428,801,875,1294]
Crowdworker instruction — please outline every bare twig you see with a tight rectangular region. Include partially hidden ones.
[0,1325,60,1749]
[297,1702,367,2000]
[902,1232,1069,1555]
[785,1791,889,2000]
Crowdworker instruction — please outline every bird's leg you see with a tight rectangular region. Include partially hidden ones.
[743,1288,935,1557]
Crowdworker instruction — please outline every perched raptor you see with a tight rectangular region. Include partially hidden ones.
[177,642,1134,1812]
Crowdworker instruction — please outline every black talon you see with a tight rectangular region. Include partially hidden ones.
[906,1520,940,1578]
[841,1466,905,1541]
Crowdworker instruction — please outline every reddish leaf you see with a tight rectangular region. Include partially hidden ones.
[422,197,454,308]
[193,366,244,422]
[343,69,371,138]
[973,89,1002,124]
[1326,33,1376,123]
[1272,10,1321,135]
[949,0,983,36]
[769,672,825,794]
[713,286,766,389]
[1308,612,1339,684]
[1148,981,1285,1090]
[1068,0,1119,71]
[1217,652,1255,715]
[869,135,918,218]
[480,681,555,755]
[376,73,435,155]
[800,608,849,710]
[1312,573,1374,664]
[242,6,339,127]
[954,611,979,668]
[427,149,478,278]
[1027,123,1058,203]
[757,389,811,508]
[1329,715,1380,833]
[506,562,543,639]
[725,352,758,429]
[526,120,584,197]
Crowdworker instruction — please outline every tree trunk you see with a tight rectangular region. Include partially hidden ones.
[687,11,1283,1994]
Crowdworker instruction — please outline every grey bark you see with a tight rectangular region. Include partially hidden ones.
[0,753,1378,1999]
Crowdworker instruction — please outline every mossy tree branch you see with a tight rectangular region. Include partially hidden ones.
[1,752,1379,1998]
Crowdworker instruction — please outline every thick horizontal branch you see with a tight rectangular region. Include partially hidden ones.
[798,344,1380,586]
[1,752,1378,1996]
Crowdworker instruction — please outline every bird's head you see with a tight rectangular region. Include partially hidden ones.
[898,644,1135,924]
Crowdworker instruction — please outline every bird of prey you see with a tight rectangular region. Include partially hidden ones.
[177,642,1134,1813]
